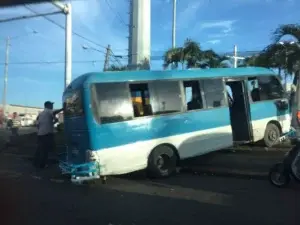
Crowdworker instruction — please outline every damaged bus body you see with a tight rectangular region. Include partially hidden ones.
[59,67,290,182]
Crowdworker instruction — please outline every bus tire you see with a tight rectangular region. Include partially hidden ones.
[264,123,280,148]
[147,145,177,178]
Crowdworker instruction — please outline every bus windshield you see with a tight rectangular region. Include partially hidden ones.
[64,90,84,117]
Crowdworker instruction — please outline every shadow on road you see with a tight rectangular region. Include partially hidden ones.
[1,173,298,225]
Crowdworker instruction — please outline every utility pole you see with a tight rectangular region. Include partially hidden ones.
[104,44,111,71]
[226,45,244,68]
[2,37,10,117]
[233,45,238,68]
[52,1,72,89]
[65,3,72,89]
[172,0,176,48]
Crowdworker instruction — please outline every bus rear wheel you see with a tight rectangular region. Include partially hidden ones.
[147,145,177,178]
[264,123,280,148]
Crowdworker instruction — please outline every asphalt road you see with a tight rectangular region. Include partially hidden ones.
[0,154,299,225]
[0,129,299,225]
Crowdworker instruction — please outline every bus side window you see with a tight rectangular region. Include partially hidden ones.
[202,79,225,109]
[258,76,284,100]
[248,78,260,102]
[129,83,153,117]
[248,76,284,102]
[183,80,203,111]
[148,81,182,115]
[91,83,134,124]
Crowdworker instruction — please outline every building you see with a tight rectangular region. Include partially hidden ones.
[128,0,151,69]
[0,104,43,119]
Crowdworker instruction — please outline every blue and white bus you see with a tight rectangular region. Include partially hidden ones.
[61,67,290,179]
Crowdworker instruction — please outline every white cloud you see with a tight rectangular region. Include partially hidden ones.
[206,39,221,45]
[199,20,236,33]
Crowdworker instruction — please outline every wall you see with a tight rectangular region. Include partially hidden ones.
[0,104,43,118]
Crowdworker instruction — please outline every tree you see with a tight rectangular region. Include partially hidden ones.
[107,58,151,72]
[163,39,225,70]
[273,24,300,43]
[137,58,150,70]
[272,24,300,87]
[107,65,128,71]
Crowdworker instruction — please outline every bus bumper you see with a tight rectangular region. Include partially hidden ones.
[59,160,101,184]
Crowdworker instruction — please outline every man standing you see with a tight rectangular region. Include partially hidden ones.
[33,101,64,169]
[6,112,21,145]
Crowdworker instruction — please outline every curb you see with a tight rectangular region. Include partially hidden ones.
[181,166,268,179]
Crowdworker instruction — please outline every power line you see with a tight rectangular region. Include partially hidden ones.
[23,4,118,53]
[105,0,127,27]
[0,60,106,65]
[24,4,126,66]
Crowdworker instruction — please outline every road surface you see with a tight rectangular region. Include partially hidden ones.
[0,153,299,225]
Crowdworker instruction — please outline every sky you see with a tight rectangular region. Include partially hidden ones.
[0,0,299,107]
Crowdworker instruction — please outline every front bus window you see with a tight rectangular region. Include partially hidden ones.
[64,90,84,117]
[248,76,285,102]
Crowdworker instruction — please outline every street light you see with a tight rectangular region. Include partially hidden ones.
[2,30,38,118]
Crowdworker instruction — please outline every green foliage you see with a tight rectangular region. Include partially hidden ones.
[163,39,226,70]
[107,58,151,71]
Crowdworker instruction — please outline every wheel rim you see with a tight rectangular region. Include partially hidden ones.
[271,171,287,186]
[268,129,278,142]
[291,153,300,179]
[156,154,170,171]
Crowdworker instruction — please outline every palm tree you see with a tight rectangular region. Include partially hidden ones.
[163,39,226,70]
[163,39,202,70]
[273,24,300,43]
[163,47,185,70]
[272,24,300,86]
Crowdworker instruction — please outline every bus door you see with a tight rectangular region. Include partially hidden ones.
[225,78,252,143]
[247,76,289,142]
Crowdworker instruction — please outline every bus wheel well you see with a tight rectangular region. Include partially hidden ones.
[150,143,180,166]
[267,120,282,135]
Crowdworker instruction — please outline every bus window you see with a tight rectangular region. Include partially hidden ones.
[64,90,84,117]
[90,83,133,124]
[248,76,284,102]
[148,81,182,115]
[183,80,203,111]
[203,79,225,108]
[129,83,152,117]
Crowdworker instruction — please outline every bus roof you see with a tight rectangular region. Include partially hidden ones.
[66,67,275,91]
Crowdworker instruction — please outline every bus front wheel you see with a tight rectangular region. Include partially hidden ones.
[264,123,280,148]
[147,145,177,178]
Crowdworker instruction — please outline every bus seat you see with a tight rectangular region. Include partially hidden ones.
[144,104,153,116]
[133,104,141,117]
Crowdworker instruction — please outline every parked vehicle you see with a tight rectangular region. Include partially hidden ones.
[269,141,300,187]
[59,67,290,182]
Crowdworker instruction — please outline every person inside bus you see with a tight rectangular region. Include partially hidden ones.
[187,93,203,110]
[33,101,64,169]
[250,80,260,102]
